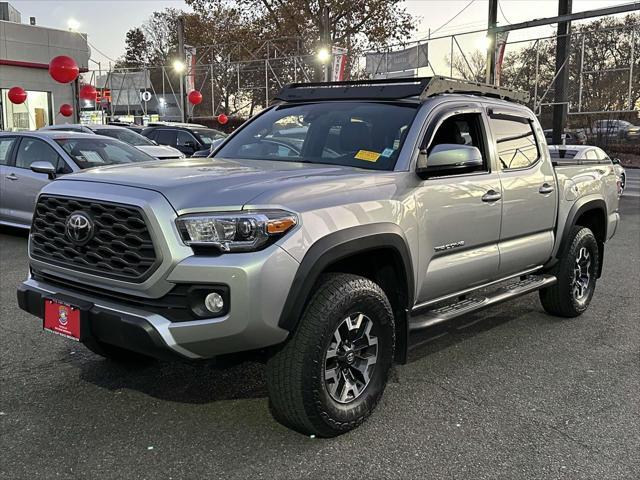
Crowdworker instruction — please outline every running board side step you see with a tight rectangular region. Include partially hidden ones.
[409,275,557,332]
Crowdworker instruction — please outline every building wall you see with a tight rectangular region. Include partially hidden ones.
[0,2,21,23]
[0,20,89,68]
[0,19,89,130]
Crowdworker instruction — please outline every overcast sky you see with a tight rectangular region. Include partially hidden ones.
[8,0,636,65]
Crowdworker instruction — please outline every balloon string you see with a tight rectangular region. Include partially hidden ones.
[23,98,38,130]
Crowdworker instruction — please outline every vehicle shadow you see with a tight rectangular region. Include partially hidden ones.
[74,303,547,404]
[75,352,268,404]
[406,300,553,363]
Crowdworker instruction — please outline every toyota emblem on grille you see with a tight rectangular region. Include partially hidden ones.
[65,212,94,245]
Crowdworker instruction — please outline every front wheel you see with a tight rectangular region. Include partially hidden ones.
[539,226,599,317]
[266,273,395,437]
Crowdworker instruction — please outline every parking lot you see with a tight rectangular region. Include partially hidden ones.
[0,195,637,479]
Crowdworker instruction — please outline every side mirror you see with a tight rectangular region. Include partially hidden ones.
[30,161,57,179]
[416,144,483,177]
[611,157,621,165]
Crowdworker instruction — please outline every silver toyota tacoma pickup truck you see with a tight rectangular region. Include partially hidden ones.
[17,77,620,437]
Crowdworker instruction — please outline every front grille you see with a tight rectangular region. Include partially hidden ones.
[30,195,159,282]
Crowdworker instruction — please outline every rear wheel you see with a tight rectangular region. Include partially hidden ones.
[266,273,395,437]
[539,226,599,317]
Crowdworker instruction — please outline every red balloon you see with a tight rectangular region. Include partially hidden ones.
[8,86,27,104]
[188,90,203,105]
[217,114,228,125]
[59,104,73,117]
[49,56,79,84]
[79,84,97,101]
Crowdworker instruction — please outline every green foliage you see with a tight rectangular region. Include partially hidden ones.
[185,0,416,54]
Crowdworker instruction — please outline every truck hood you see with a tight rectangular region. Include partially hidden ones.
[61,157,386,212]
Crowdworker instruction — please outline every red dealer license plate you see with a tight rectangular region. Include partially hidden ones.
[43,299,81,341]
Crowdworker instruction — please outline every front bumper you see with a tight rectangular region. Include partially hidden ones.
[17,283,183,360]
[18,243,299,360]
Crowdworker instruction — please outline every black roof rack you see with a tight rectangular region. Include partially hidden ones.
[274,76,529,104]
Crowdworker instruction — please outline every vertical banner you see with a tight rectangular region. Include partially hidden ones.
[185,45,197,92]
[495,32,509,86]
[331,46,348,81]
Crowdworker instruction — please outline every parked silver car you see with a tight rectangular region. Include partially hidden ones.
[548,144,627,195]
[0,131,157,228]
[40,124,185,160]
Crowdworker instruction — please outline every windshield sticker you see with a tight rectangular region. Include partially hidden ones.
[381,148,395,158]
[79,150,105,164]
[354,150,380,162]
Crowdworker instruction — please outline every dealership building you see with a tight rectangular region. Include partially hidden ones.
[0,2,89,130]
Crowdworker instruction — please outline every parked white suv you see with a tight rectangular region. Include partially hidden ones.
[41,124,185,160]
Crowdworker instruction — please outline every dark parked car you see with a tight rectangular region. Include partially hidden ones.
[591,120,640,142]
[544,129,587,145]
[141,125,227,157]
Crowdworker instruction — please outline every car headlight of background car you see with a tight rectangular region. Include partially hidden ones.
[176,210,297,252]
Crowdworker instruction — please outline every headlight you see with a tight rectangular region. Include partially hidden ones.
[176,210,297,252]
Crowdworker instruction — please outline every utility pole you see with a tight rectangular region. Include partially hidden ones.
[485,0,498,84]
[177,16,186,123]
[322,6,330,82]
[552,0,573,145]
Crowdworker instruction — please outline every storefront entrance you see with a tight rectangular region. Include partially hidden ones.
[0,89,52,131]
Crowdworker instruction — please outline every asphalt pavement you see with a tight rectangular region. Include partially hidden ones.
[1,197,638,480]
[623,167,640,198]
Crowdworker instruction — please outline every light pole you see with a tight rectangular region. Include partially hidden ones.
[173,59,186,123]
[317,48,331,82]
[176,16,186,122]
[67,18,80,31]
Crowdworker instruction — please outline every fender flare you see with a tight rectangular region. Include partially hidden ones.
[277,223,414,332]
[552,198,607,278]
[556,198,607,256]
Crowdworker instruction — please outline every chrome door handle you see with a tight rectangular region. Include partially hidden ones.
[539,183,554,194]
[481,190,502,202]
[6,173,18,181]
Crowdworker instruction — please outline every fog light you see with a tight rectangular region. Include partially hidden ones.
[204,292,224,314]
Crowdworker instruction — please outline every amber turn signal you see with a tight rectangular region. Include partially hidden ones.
[266,217,297,234]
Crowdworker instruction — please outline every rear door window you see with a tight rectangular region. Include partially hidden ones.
[490,117,540,170]
[155,130,178,146]
[15,137,66,171]
[177,131,197,147]
[0,137,17,165]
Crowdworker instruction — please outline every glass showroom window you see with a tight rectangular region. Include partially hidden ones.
[1,89,52,131]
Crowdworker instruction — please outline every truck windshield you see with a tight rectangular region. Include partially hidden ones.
[56,138,156,169]
[214,102,419,170]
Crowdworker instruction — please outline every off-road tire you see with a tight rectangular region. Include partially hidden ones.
[539,226,599,317]
[266,273,395,437]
